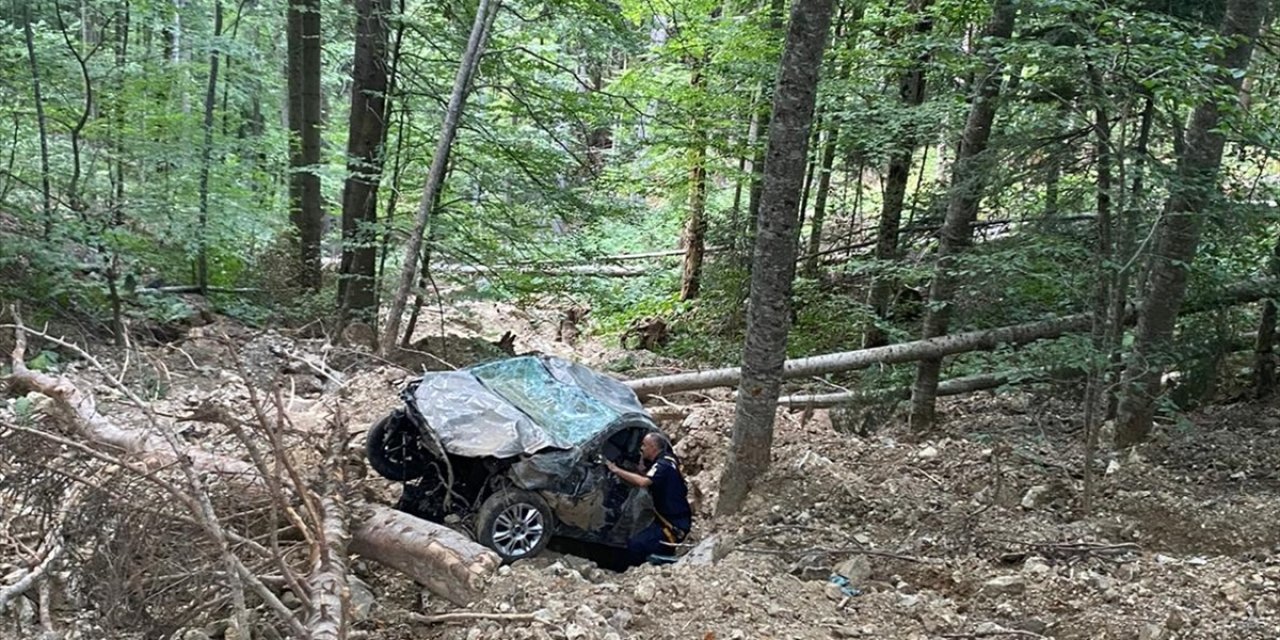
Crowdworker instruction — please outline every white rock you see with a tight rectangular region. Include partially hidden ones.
[917,445,939,461]
[1020,485,1051,509]
[1023,557,1052,575]
[1138,623,1166,640]
[983,575,1026,594]
[633,576,657,604]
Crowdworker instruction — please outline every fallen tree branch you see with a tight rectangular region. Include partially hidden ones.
[942,628,1047,639]
[409,611,539,625]
[3,314,501,608]
[775,367,1083,408]
[625,279,1280,397]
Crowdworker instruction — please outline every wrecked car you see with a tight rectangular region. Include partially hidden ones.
[365,353,663,562]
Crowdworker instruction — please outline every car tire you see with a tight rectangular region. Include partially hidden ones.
[475,489,555,562]
[365,412,429,481]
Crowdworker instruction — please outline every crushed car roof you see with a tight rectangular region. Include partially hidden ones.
[406,354,649,458]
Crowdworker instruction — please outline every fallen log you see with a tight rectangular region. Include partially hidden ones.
[626,314,1093,397]
[775,367,1083,408]
[433,263,647,277]
[626,279,1280,397]
[4,325,500,607]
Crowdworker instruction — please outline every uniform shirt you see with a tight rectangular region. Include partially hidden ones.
[646,455,692,530]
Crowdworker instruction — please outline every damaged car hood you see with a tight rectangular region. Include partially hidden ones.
[406,354,647,458]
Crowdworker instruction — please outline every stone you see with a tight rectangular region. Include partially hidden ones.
[349,576,376,621]
[976,622,1007,634]
[280,590,301,609]
[563,623,588,640]
[824,582,847,601]
[983,575,1026,594]
[1021,485,1051,509]
[607,609,633,631]
[633,576,657,604]
[1137,623,1165,640]
[834,556,872,584]
[180,632,212,640]
[917,445,939,461]
[575,604,607,629]
[1022,556,1052,575]
[1165,610,1186,631]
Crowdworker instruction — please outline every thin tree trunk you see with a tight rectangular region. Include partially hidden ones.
[797,109,822,226]
[1114,0,1265,447]
[23,3,54,238]
[680,60,709,301]
[907,0,1016,430]
[740,0,787,259]
[1255,297,1277,396]
[380,0,500,355]
[197,1,224,291]
[288,0,325,291]
[801,123,838,276]
[338,0,391,328]
[716,0,835,516]
[1106,96,1155,418]
[864,0,933,347]
[1082,65,1113,515]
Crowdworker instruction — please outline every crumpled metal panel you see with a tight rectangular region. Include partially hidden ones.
[408,354,647,459]
[411,370,559,458]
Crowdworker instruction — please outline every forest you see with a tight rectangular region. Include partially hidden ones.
[1,0,1279,638]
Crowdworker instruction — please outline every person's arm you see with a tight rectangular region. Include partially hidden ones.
[606,460,652,488]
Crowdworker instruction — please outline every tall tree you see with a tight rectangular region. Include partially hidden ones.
[288,0,324,291]
[716,0,835,516]
[680,54,709,301]
[379,0,501,354]
[197,1,224,291]
[1113,0,1266,447]
[907,0,1017,430]
[863,0,934,348]
[338,0,392,327]
[21,2,53,238]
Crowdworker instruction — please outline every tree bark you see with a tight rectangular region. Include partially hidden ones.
[23,4,54,239]
[908,0,1016,430]
[1114,0,1265,447]
[801,119,839,277]
[776,366,1083,408]
[338,0,391,328]
[288,0,325,291]
[715,0,836,516]
[197,1,224,291]
[1082,64,1114,515]
[380,0,500,355]
[863,0,933,347]
[680,63,709,301]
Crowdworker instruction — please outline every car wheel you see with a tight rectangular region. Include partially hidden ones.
[475,489,555,562]
[365,412,429,481]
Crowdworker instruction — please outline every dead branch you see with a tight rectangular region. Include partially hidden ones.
[409,611,538,624]
[734,545,924,563]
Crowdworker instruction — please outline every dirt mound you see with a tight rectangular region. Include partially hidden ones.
[367,391,1280,640]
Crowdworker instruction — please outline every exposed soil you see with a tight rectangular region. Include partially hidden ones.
[4,301,1280,639]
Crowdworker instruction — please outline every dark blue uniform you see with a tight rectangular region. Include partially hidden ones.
[625,454,692,566]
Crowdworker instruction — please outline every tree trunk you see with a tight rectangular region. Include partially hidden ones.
[863,0,933,347]
[907,0,1016,430]
[379,0,500,354]
[1114,0,1265,447]
[338,0,391,327]
[680,62,709,301]
[22,3,54,239]
[197,1,224,291]
[1082,65,1114,515]
[288,0,325,291]
[776,366,1083,408]
[714,0,836,516]
[626,278,1277,398]
[740,0,787,259]
[802,118,839,276]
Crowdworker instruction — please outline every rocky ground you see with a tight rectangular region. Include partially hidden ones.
[4,300,1280,639]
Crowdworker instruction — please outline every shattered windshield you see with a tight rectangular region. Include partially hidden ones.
[409,354,648,458]
[471,356,620,446]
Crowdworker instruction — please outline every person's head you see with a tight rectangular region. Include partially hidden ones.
[640,432,671,463]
